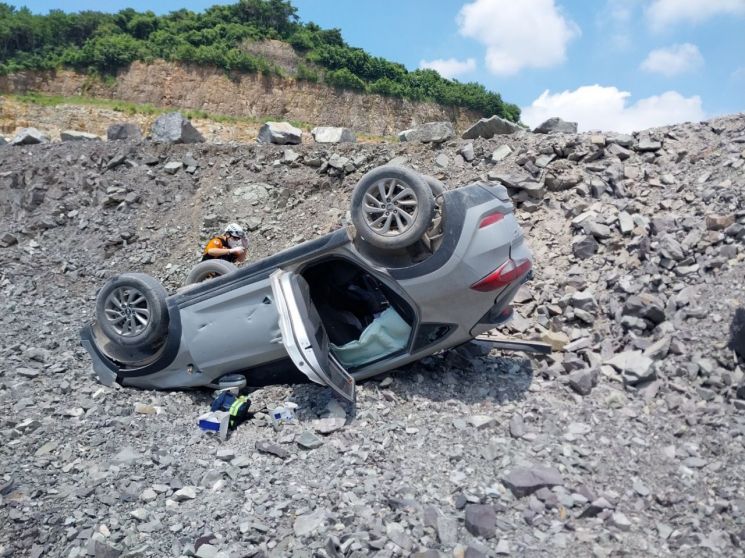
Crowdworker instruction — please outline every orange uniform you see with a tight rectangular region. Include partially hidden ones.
[202,235,239,263]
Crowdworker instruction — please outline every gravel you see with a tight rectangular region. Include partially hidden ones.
[1,113,744,556]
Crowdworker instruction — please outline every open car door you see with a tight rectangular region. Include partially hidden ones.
[270,269,356,403]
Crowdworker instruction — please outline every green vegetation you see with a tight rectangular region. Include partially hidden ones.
[0,0,520,121]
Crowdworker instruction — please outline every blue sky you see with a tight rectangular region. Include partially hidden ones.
[6,0,745,132]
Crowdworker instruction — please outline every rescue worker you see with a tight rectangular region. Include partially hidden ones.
[202,223,248,263]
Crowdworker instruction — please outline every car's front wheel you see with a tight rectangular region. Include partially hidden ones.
[95,273,169,356]
[351,165,435,250]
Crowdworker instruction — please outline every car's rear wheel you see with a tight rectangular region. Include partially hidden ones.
[351,165,435,250]
[184,259,237,286]
[95,273,169,352]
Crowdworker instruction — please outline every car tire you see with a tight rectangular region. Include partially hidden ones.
[95,273,169,350]
[351,165,435,250]
[184,259,237,286]
[422,175,445,198]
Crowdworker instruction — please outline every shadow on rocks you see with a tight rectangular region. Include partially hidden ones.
[730,307,745,361]
[382,350,534,406]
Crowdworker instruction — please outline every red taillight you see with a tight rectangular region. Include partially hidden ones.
[479,212,505,228]
[471,258,532,292]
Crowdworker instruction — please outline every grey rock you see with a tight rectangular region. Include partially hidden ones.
[312,417,345,434]
[195,544,218,558]
[112,446,140,466]
[618,211,634,234]
[399,121,454,143]
[435,153,449,168]
[609,512,632,531]
[608,133,634,147]
[534,117,577,134]
[436,514,458,546]
[568,368,599,395]
[255,440,290,458]
[509,414,525,438]
[464,504,496,538]
[11,127,49,145]
[94,541,123,558]
[296,430,324,449]
[462,115,520,139]
[258,121,302,145]
[163,161,182,175]
[637,137,662,152]
[623,293,666,324]
[294,509,327,537]
[467,415,495,429]
[460,143,475,161]
[659,235,685,260]
[491,145,512,162]
[502,466,564,497]
[151,112,205,144]
[1,231,20,247]
[172,486,197,501]
[60,130,99,141]
[572,235,599,259]
[283,149,300,163]
[107,123,141,141]
[311,126,355,143]
[606,351,655,385]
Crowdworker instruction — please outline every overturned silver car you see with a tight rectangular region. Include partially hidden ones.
[80,166,533,402]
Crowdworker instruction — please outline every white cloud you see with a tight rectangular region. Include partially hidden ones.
[640,43,704,76]
[647,0,745,30]
[732,66,745,80]
[521,85,706,133]
[457,0,580,75]
[418,57,476,79]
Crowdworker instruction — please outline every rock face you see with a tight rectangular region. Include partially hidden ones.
[10,127,49,145]
[311,126,355,143]
[0,60,482,136]
[462,115,521,139]
[258,121,302,145]
[150,112,205,144]
[534,117,578,134]
[60,130,99,141]
[398,121,454,143]
[107,122,142,141]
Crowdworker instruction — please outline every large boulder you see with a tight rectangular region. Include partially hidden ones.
[534,117,578,134]
[107,123,142,141]
[462,115,520,139]
[311,126,356,143]
[151,112,205,144]
[60,130,100,142]
[10,127,49,145]
[258,121,302,145]
[398,121,454,143]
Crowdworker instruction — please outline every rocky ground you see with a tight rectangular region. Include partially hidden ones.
[1,112,744,558]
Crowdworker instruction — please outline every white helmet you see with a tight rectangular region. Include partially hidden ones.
[224,223,245,238]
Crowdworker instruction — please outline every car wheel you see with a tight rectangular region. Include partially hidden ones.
[421,175,445,198]
[95,273,169,349]
[184,259,237,286]
[351,165,435,250]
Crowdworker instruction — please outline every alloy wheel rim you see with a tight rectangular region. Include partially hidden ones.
[104,286,150,336]
[362,178,419,237]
